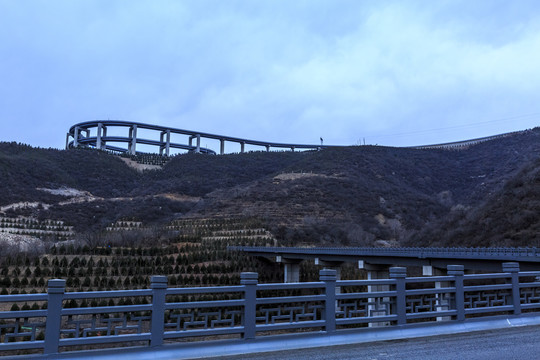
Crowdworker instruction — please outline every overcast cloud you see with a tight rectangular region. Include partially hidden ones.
[1,0,539,151]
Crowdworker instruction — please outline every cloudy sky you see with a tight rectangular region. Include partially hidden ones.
[1,0,540,152]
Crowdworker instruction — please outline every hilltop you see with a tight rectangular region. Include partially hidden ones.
[0,127,539,247]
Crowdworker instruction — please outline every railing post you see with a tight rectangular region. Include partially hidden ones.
[150,275,168,347]
[320,269,336,333]
[503,262,521,315]
[448,265,465,321]
[241,272,258,340]
[44,279,65,355]
[389,267,407,325]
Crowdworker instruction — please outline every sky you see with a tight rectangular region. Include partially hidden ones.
[1,0,540,152]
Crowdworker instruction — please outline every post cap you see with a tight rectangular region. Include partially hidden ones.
[447,265,464,275]
[47,279,66,294]
[48,279,66,288]
[389,267,407,278]
[502,262,520,272]
[240,272,258,285]
[319,268,337,281]
[151,275,168,289]
[240,272,258,280]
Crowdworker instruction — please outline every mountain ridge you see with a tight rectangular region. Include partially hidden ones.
[1,127,539,247]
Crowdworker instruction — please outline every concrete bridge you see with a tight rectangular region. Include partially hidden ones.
[230,246,540,283]
[65,120,333,155]
[65,120,532,156]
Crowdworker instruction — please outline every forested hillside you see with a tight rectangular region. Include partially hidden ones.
[410,155,540,247]
[1,127,539,247]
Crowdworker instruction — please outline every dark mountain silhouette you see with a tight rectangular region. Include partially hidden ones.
[0,127,539,246]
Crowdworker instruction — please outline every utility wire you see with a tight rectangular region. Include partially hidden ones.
[366,113,540,140]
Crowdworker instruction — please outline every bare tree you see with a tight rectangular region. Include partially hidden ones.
[77,230,108,249]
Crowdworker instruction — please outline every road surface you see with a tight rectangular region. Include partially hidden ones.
[208,325,540,360]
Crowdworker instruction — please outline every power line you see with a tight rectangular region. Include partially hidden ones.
[366,113,540,139]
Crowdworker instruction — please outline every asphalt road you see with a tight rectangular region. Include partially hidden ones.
[207,325,540,360]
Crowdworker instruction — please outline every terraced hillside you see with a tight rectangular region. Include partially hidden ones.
[0,217,73,241]
[0,218,363,299]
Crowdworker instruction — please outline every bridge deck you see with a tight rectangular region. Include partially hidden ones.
[66,120,531,155]
[230,246,540,271]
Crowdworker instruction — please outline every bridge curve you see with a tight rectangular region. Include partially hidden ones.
[66,120,533,155]
[66,120,334,155]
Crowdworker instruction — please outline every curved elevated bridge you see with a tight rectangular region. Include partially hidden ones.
[66,120,334,155]
[66,120,531,156]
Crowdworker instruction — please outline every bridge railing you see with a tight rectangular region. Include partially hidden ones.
[1,263,540,357]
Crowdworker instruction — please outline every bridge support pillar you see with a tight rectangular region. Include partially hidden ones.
[95,123,108,150]
[160,130,171,156]
[129,125,137,155]
[284,263,300,283]
[360,263,391,327]
[73,126,80,147]
[196,134,201,153]
[424,266,451,321]
[220,139,225,155]
[276,256,302,283]
[240,142,245,153]
[96,122,103,150]
[101,125,107,150]
[265,145,270,152]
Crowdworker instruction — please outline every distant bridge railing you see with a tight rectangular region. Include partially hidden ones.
[2,263,540,358]
[410,130,526,150]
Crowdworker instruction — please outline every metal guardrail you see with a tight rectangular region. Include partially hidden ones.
[410,131,525,150]
[1,263,540,357]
